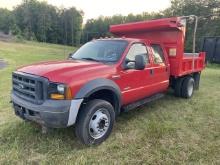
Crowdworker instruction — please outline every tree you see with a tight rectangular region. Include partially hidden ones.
[0,8,13,34]
[12,0,83,45]
[59,8,83,46]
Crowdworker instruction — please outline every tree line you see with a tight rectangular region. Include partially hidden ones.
[0,0,220,50]
[0,0,83,46]
[83,0,220,51]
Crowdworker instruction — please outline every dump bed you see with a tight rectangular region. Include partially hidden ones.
[110,17,206,77]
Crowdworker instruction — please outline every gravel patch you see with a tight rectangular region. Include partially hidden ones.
[0,59,7,70]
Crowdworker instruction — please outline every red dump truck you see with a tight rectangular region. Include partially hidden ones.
[11,16,205,145]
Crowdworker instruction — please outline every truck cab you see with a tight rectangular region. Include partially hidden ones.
[113,39,170,105]
[11,16,206,145]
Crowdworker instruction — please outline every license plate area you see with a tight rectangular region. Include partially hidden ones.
[14,104,26,119]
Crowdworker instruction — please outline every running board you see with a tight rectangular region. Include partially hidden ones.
[123,93,165,112]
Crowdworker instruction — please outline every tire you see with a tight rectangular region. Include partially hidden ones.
[174,78,184,97]
[193,72,201,90]
[181,77,195,98]
[75,99,115,145]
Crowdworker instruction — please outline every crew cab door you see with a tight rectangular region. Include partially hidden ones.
[149,43,169,93]
[117,43,153,105]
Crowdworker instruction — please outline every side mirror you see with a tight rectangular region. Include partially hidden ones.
[68,53,73,59]
[68,49,78,59]
[135,54,146,70]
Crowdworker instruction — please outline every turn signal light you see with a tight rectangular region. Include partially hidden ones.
[65,86,73,100]
[50,94,65,100]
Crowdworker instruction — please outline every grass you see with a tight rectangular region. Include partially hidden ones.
[0,40,220,164]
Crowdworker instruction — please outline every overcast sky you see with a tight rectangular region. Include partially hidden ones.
[0,0,171,21]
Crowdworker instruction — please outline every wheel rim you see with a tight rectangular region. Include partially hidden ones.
[89,108,110,139]
[188,81,194,96]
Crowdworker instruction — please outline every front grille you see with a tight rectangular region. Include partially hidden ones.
[12,72,47,104]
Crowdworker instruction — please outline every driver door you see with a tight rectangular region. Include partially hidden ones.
[117,43,152,105]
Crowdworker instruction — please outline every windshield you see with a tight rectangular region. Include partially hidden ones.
[71,40,128,63]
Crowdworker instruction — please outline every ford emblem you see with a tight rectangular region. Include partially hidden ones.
[18,84,24,89]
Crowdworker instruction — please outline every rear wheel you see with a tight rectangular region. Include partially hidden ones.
[75,99,115,145]
[174,78,184,97]
[181,77,195,98]
[193,72,201,90]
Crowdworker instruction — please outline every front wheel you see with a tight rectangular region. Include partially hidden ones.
[75,99,115,145]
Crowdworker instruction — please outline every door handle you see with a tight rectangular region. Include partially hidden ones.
[150,69,154,75]
[111,75,121,80]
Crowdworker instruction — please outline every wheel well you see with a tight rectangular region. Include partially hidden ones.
[193,72,201,90]
[85,89,120,115]
[171,72,200,91]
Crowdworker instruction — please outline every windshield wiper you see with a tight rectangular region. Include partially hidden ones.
[81,57,101,62]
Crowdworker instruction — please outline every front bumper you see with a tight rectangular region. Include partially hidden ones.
[11,93,83,128]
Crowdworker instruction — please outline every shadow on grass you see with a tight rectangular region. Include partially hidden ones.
[118,90,177,122]
[1,91,179,152]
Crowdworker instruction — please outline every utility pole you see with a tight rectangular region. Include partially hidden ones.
[72,13,74,46]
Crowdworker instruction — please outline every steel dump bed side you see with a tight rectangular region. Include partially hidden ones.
[171,52,205,77]
[110,17,206,77]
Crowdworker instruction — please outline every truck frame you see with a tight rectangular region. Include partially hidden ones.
[11,16,206,145]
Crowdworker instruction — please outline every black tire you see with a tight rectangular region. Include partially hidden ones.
[193,72,201,90]
[75,99,115,145]
[174,77,184,97]
[181,76,195,98]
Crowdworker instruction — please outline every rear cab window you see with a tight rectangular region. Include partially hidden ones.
[151,44,165,65]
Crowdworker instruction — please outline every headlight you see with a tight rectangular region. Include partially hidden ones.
[48,82,72,100]
[57,84,65,94]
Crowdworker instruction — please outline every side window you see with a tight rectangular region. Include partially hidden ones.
[126,43,149,63]
[151,44,165,64]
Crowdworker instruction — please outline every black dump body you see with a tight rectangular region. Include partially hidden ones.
[202,37,220,63]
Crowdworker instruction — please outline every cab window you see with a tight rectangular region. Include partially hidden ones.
[151,44,165,64]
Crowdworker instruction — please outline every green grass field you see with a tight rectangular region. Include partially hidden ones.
[0,41,219,164]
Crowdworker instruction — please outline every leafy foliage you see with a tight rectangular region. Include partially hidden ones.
[0,0,83,46]
[0,8,13,34]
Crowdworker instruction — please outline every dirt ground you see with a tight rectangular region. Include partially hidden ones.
[0,32,14,42]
